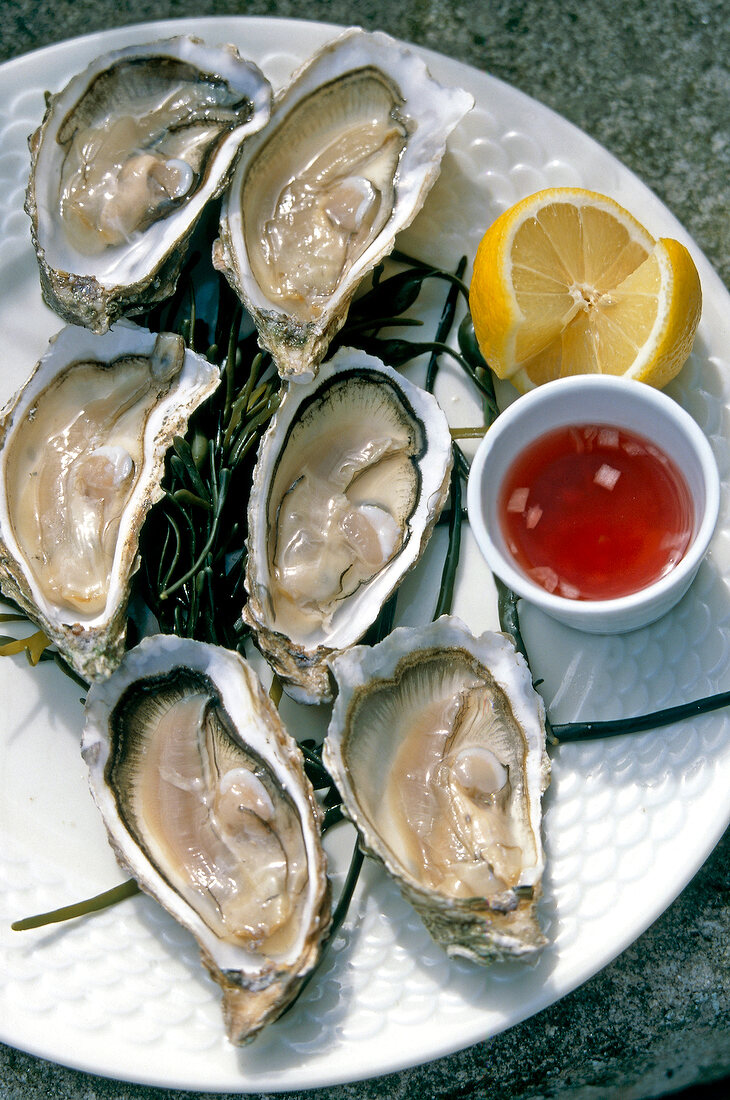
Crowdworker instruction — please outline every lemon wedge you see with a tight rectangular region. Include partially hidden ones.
[470,188,701,392]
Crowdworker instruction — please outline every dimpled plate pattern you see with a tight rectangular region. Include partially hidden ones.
[1,16,729,1094]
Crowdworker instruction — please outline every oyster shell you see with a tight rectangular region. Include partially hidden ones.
[214,27,473,380]
[26,36,272,332]
[323,616,550,962]
[82,634,330,1044]
[242,346,453,704]
[0,322,219,681]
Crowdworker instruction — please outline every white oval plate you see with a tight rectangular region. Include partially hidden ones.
[1,16,729,1094]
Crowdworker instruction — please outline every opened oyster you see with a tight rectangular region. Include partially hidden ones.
[0,322,219,681]
[26,36,272,332]
[82,635,330,1044]
[242,346,453,704]
[323,616,550,962]
[214,27,473,380]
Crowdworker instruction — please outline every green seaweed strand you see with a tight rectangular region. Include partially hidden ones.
[12,880,140,931]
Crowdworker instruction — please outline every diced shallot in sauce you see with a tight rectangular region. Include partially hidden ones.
[497,423,694,600]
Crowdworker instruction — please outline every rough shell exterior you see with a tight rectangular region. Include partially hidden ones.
[25,36,272,332]
[0,322,219,681]
[242,346,454,704]
[82,634,331,1044]
[323,616,551,963]
[214,26,473,380]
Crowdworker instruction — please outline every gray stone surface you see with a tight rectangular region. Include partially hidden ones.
[1,1,729,1097]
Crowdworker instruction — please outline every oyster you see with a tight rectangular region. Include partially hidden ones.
[0,322,219,681]
[214,27,473,380]
[323,616,550,962]
[243,346,453,704]
[82,635,330,1044]
[26,36,272,332]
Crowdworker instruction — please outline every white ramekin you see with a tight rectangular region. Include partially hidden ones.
[466,375,720,634]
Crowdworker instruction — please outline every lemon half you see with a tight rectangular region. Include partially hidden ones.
[470,188,701,392]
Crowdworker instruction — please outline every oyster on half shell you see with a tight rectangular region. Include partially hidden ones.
[0,323,219,681]
[323,617,550,962]
[26,36,272,332]
[82,635,330,1044]
[214,27,473,380]
[242,346,453,704]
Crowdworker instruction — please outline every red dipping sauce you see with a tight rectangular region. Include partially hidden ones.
[498,424,694,601]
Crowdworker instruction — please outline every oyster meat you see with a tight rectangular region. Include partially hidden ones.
[0,322,219,681]
[214,27,473,379]
[243,346,453,704]
[26,36,272,332]
[82,634,330,1044]
[323,616,550,962]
